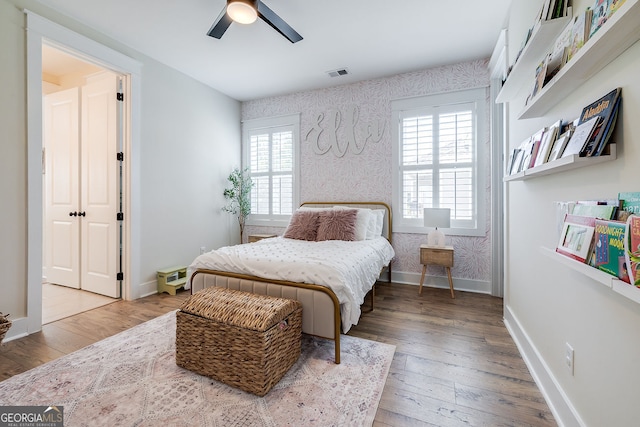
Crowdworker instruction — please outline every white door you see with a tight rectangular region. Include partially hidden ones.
[44,88,81,289]
[80,74,120,297]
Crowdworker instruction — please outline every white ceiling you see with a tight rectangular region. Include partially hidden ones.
[40,0,512,101]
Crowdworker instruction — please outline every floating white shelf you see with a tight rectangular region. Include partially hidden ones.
[504,144,616,182]
[517,0,640,119]
[541,246,640,304]
[496,12,572,103]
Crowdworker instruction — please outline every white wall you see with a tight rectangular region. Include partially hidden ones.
[0,0,240,332]
[505,1,640,425]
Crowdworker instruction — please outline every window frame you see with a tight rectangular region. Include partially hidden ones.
[242,113,300,228]
[391,87,487,237]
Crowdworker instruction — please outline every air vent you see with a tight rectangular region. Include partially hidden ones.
[327,68,349,78]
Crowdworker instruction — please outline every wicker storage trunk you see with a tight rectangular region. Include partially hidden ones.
[176,286,303,396]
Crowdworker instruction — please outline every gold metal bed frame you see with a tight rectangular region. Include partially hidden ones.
[189,201,393,364]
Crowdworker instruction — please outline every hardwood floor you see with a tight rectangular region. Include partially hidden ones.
[0,283,556,426]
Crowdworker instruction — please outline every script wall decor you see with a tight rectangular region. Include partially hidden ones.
[305,105,385,157]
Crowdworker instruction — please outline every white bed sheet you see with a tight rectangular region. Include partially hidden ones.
[186,236,395,332]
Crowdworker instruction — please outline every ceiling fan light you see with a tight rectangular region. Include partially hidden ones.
[227,0,258,24]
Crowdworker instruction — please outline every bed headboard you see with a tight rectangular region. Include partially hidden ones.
[299,201,392,243]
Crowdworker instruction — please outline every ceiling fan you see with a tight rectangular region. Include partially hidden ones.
[207,0,303,43]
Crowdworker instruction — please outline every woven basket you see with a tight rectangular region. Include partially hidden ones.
[176,287,302,396]
[0,313,11,344]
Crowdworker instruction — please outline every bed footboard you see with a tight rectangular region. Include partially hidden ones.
[190,269,342,364]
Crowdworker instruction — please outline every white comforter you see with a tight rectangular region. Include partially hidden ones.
[186,236,395,332]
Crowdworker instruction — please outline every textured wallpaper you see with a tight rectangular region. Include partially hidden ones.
[243,59,492,284]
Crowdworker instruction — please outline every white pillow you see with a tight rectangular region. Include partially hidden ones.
[370,209,385,238]
[333,206,370,241]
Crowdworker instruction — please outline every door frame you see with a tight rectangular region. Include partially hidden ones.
[26,11,142,333]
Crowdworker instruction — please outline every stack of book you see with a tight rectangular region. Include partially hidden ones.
[555,191,640,287]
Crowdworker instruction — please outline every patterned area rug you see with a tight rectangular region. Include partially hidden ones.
[0,311,394,426]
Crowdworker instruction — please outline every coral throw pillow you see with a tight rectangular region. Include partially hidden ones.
[316,209,358,241]
[283,210,320,241]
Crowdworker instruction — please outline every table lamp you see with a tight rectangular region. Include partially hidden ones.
[424,208,451,247]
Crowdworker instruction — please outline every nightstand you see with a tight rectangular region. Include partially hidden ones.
[248,234,277,243]
[418,245,455,298]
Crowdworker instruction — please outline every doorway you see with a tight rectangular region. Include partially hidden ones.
[26,10,142,334]
[42,45,122,319]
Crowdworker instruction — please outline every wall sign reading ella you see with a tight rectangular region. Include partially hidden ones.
[305,105,384,157]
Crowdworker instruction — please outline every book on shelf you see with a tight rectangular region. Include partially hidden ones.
[624,215,640,287]
[578,87,622,157]
[607,0,627,17]
[618,192,640,221]
[572,203,618,220]
[534,120,562,167]
[530,60,548,99]
[560,116,600,158]
[590,0,610,38]
[524,128,547,169]
[507,148,520,175]
[567,8,593,62]
[593,96,621,156]
[557,214,597,263]
[545,21,573,82]
[547,129,572,162]
[594,218,630,281]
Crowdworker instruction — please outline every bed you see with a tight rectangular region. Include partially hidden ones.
[186,201,395,364]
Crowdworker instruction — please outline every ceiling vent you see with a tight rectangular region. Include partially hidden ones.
[327,68,349,78]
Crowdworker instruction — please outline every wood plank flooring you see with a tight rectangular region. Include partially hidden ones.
[0,283,556,426]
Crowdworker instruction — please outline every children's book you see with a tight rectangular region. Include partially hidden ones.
[607,0,627,18]
[594,219,630,282]
[534,120,561,167]
[618,192,640,222]
[561,116,601,158]
[624,215,640,287]
[557,214,596,263]
[590,0,610,38]
[577,87,622,157]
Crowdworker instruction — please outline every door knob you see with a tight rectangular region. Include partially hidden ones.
[69,211,77,217]
[78,211,86,217]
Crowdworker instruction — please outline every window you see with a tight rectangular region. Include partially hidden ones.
[243,114,300,227]
[391,88,486,236]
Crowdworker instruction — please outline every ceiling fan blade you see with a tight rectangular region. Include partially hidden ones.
[207,8,233,39]
[257,1,303,43]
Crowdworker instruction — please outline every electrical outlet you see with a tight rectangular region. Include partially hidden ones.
[565,343,574,375]
[200,246,206,254]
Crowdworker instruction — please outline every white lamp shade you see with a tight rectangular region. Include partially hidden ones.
[423,208,451,229]
[227,0,258,24]
[424,208,450,247]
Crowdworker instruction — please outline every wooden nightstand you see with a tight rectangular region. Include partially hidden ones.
[248,234,277,243]
[419,245,455,298]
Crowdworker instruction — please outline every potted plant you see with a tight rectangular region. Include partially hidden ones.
[223,167,253,243]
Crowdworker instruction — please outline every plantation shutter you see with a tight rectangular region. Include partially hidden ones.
[249,126,294,216]
[399,102,475,225]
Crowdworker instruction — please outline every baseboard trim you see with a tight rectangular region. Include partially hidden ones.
[391,271,491,294]
[138,280,159,298]
[503,305,585,427]
[2,317,28,343]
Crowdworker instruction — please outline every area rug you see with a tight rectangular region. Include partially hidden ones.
[0,311,395,426]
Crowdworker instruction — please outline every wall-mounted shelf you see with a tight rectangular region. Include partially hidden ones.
[504,144,616,182]
[518,0,640,119]
[496,12,572,103]
[541,246,640,304]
